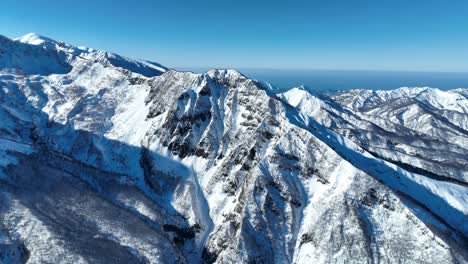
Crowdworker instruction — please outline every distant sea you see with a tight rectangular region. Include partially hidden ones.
[177,68,468,92]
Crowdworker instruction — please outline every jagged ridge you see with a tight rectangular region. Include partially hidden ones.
[0,34,467,264]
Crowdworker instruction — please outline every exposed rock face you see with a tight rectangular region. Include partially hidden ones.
[0,34,467,264]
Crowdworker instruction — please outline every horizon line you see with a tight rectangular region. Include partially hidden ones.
[172,66,468,74]
[4,32,468,74]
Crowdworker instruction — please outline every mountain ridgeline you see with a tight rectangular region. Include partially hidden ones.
[0,33,467,264]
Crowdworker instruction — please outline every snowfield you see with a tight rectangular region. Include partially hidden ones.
[0,33,467,264]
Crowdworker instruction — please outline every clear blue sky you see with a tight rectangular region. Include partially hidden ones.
[1,0,467,71]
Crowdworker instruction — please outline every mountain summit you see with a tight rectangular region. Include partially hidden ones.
[15,33,57,46]
[0,34,467,264]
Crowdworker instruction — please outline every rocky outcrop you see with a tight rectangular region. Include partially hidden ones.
[0,34,466,264]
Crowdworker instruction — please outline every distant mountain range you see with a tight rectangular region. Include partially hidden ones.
[0,33,466,264]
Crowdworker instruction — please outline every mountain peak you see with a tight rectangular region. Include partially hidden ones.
[0,33,466,264]
[15,33,57,46]
[207,69,244,79]
[3,33,167,77]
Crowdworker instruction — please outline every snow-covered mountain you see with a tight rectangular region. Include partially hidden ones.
[0,33,467,264]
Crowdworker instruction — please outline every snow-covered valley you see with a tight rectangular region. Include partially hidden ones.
[0,33,467,264]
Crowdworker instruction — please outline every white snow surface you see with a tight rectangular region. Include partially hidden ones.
[0,33,467,264]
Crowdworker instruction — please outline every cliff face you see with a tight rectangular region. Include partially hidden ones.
[0,33,466,264]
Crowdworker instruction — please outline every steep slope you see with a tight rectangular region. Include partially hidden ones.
[316,87,468,183]
[0,34,467,264]
[1,33,166,77]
